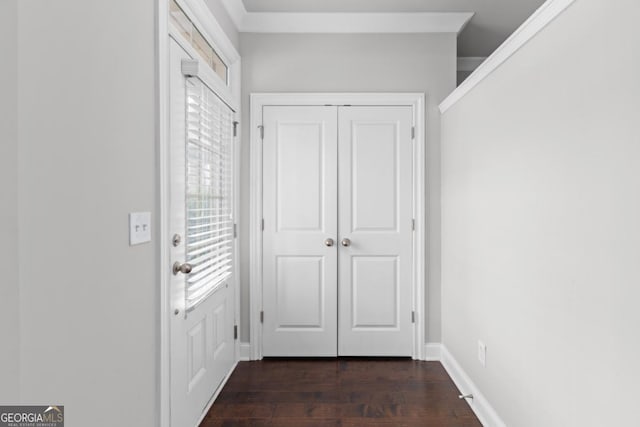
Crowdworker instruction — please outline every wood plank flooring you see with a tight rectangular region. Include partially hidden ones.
[200,358,482,427]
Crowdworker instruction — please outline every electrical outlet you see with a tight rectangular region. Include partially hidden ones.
[478,341,487,367]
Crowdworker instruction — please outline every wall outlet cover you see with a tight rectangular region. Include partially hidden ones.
[478,340,487,367]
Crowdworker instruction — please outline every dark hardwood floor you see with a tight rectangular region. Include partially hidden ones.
[200,358,482,427]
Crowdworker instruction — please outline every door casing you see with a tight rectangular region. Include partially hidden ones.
[249,93,426,360]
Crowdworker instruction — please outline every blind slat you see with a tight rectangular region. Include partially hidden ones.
[183,77,234,312]
[187,257,232,285]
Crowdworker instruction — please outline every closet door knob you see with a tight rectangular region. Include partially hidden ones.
[341,238,351,247]
[324,238,335,247]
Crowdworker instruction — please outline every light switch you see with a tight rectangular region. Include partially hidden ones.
[129,212,151,245]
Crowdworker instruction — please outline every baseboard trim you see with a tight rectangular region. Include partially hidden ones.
[239,342,251,361]
[440,345,507,427]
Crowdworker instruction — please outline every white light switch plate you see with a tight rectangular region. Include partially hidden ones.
[129,212,151,245]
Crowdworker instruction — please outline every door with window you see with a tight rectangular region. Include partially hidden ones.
[169,38,236,427]
[261,104,414,357]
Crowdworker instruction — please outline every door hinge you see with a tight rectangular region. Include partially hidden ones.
[411,311,416,323]
[233,325,238,340]
[412,219,415,231]
[260,311,264,323]
[261,219,264,231]
[411,126,415,140]
[233,223,237,238]
[233,121,239,137]
[259,125,264,140]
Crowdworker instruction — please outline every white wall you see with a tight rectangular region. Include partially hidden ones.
[16,1,158,425]
[239,33,457,344]
[0,0,19,404]
[441,0,640,425]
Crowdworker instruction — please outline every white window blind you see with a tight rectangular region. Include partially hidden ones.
[184,77,234,312]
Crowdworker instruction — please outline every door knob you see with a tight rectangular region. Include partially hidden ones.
[341,238,351,247]
[324,238,335,247]
[173,262,193,275]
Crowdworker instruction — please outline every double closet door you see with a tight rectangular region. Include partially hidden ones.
[261,105,414,357]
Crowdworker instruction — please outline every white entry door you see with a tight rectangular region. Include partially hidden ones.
[261,104,414,357]
[169,39,236,427]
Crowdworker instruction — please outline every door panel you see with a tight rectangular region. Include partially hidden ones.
[169,38,235,427]
[276,256,325,327]
[338,106,414,356]
[262,106,338,357]
[276,123,325,231]
[351,256,399,328]
[352,122,399,231]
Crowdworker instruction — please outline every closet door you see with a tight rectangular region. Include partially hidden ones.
[262,106,339,356]
[337,106,414,356]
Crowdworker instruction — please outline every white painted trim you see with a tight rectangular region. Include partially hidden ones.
[248,94,263,360]
[424,343,442,361]
[412,95,426,362]
[231,58,242,372]
[220,0,472,34]
[157,1,171,427]
[241,12,473,34]
[419,344,506,426]
[239,343,251,361]
[440,0,576,113]
[440,345,507,427]
[457,57,487,72]
[249,93,426,361]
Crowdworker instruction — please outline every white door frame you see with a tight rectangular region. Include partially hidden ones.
[157,1,241,426]
[249,93,426,361]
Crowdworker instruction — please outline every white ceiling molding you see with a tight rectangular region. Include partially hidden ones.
[457,57,487,72]
[440,0,576,113]
[220,0,473,34]
[240,12,474,33]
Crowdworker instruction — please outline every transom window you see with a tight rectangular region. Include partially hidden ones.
[169,0,228,83]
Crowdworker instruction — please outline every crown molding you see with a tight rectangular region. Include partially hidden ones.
[240,12,474,34]
[220,0,473,34]
[440,0,577,113]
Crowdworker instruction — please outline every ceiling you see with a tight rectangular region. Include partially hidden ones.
[240,0,547,57]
